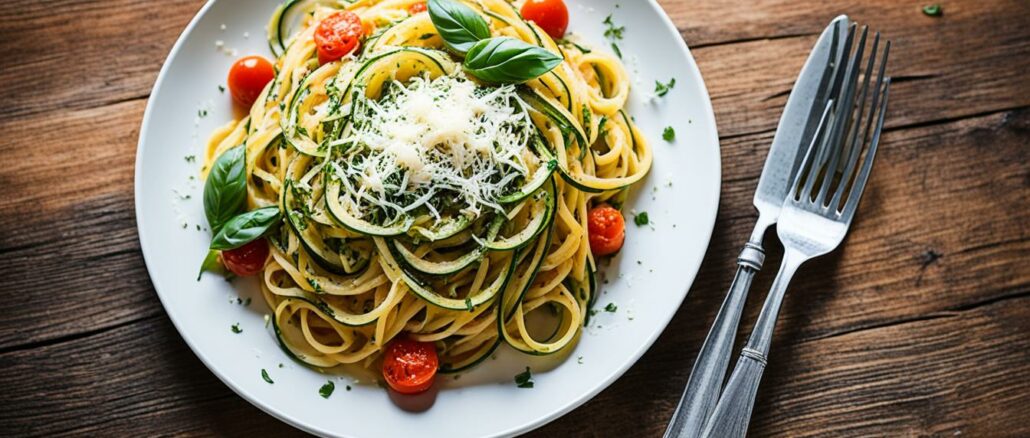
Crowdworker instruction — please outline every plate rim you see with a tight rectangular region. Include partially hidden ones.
[133,0,721,436]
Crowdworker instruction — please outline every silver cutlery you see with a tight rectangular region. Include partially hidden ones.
[663,15,850,438]
[701,23,891,437]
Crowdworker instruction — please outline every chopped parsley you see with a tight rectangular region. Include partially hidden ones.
[243,297,252,307]
[465,297,474,312]
[184,155,196,162]
[603,14,625,58]
[655,78,676,97]
[604,302,618,313]
[319,381,335,398]
[218,85,226,93]
[231,323,242,333]
[634,211,649,226]
[198,109,208,118]
[922,4,942,16]
[662,126,675,142]
[346,385,352,391]
[610,42,623,59]
[261,369,274,384]
[603,15,625,39]
[577,356,584,364]
[514,367,534,388]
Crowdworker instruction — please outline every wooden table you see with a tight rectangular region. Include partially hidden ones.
[2,0,1027,436]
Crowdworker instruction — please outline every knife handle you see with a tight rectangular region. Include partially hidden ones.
[663,241,765,438]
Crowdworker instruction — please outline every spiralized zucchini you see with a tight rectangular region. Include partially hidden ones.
[204,0,651,373]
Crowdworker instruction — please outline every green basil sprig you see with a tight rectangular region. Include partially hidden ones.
[463,37,563,84]
[210,207,282,250]
[203,145,247,234]
[427,0,491,54]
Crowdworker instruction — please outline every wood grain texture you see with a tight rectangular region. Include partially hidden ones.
[0,0,1028,436]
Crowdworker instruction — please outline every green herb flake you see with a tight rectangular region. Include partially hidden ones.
[218,85,226,93]
[464,297,474,312]
[198,109,208,118]
[634,211,649,226]
[261,369,274,384]
[319,381,335,398]
[662,126,675,142]
[514,367,534,388]
[604,302,618,313]
[922,4,942,16]
[243,297,252,307]
[655,78,676,97]
[346,385,352,391]
[603,15,625,40]
[577,356,584,364]
[185,155,196,162]
[610,42,622,59]
[231,323,242,333]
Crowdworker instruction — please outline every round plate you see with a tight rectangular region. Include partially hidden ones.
[135,0,720,436]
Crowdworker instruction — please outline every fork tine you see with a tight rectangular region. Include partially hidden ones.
[842,76,890,222]
[816,26,869,206]
[791,99,835,202]
[832,34,884,210]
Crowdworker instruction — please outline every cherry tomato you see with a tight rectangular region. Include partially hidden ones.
[408,1,427,14]
[520,0,569,40]
[221,238,270,277]
[314,11,364,64]
[227,55,275,108]
[382,337,438,394]
[587,204,625,257]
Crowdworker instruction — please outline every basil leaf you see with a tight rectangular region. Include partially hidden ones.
[210,207,281,250]
[428,0,491,54]
[463,37,563,83]
[197,249,226,281]
[203,145,247,234]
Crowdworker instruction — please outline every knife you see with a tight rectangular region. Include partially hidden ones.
[663,15,850,438]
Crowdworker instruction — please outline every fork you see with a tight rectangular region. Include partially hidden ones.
[700,24,891,438]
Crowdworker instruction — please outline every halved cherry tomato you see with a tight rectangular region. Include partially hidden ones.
[520,0,569,40]
[314,11,364,64]
[382,337,438,394]
[227,55,275,108]
[407,1,427,14]
[587,204,625,256]
[221,238,269,277]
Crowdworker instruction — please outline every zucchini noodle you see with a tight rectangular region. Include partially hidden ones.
[203,0,651,373]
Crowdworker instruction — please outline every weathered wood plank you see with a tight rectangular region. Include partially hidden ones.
[663,0,1030,137]
[0,0,200,120]
[529,293,1030,437]
[0,314,303,437]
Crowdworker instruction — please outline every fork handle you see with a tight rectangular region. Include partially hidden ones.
[701,249,805,438]
[663,241,765,438]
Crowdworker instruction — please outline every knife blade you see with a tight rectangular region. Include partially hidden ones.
[664,15,851,438]
[751,15,850,231]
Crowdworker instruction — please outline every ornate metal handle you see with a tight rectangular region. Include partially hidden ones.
[701,249,805,438]
[663,239,766,438]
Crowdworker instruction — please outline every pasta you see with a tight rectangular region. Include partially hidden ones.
[202,0,651,374]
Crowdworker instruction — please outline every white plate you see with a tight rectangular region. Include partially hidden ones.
[135,1,720,436]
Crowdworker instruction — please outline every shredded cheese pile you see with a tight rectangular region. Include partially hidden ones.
[333,74,539,221]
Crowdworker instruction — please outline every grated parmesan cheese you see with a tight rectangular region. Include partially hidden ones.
[332,74,538,222]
